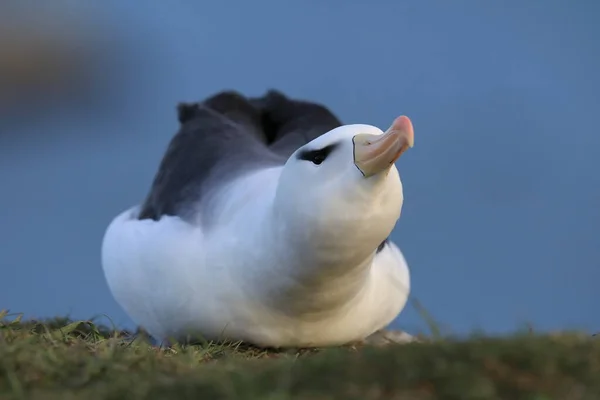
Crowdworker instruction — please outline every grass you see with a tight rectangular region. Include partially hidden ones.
[1,311,599,400]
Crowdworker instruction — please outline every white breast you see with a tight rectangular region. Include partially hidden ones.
[101,169,411,347]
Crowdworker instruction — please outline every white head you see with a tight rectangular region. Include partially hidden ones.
[274,116,415,261]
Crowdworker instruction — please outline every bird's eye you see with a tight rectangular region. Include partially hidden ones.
[310,152,326,165]
[296,143,338,165]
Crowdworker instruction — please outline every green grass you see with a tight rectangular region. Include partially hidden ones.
[1,311,599,400]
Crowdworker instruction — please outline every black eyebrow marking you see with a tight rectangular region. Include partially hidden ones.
[296,143,339,164]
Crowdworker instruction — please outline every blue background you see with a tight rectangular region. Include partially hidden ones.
[1,1,598,336]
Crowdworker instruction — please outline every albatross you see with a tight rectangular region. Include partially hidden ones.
[101,90,415,348]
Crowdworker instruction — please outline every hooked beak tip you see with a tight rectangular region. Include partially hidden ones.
[389,115,415,148]
[353,115,415,177]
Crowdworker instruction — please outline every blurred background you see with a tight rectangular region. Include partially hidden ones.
[1,1,598,336]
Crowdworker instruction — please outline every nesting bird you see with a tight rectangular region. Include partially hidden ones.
[101,90,415,347]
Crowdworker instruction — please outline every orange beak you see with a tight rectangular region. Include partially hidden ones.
[353,116,414,177]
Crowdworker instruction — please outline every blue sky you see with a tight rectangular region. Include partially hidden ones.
[1,1,598,336]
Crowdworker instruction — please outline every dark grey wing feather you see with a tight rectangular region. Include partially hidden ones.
[137,90,342,222]
[138,91,282,222]
[251,90,343,159]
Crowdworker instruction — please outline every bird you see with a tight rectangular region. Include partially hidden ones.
[101,90,415,348]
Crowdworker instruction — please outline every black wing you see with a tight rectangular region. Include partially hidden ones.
[137,90,342,222]
[251,89,342,159]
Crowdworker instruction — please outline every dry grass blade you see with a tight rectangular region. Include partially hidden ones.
[0,314,599,400]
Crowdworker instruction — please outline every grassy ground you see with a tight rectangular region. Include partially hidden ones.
[1,311,599,400]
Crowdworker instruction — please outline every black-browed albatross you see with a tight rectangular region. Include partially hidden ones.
[101,90,415,347]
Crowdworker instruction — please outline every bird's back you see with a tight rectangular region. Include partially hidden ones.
[137,90,343,224]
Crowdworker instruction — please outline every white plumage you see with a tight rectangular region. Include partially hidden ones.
[101,91,414,347]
